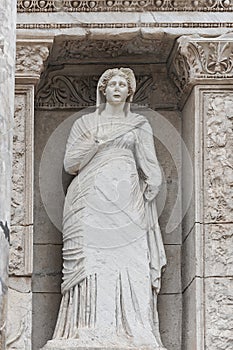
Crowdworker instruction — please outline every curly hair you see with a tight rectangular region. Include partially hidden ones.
[98,68,136,97]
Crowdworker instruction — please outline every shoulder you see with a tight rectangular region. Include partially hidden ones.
[132,113,153,134]
[72,112,97,129]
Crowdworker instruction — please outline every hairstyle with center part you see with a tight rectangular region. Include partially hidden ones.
[96,68,136,115]
[98,68,136,96]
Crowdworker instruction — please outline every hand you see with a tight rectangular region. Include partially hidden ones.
[144,185,159,202]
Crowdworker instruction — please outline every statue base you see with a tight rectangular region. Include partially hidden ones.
[41,339,167,350]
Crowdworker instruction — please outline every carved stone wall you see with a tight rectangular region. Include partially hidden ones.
[7,6,233,350]
[5,41,50,350]
[181,86,233,350]
[33,63,182,349]
[10,86,34,276]
[0,1,16,349]
[6,86,34,350]
[203,90,233,350]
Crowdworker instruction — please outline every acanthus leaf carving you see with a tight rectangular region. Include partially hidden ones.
[169,34,233,104]
[16,43,50,78]
[35,73,157,109]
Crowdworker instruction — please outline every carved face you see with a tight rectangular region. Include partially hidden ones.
[104,75,129,104]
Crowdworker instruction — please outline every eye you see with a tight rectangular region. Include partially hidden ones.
[109,82,116,87]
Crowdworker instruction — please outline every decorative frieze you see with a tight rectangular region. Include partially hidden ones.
[35,69,177,109]
[36,74,156,108]
[169,34,233,104]
[16,22,233,30]
[17,0,233,12]
[50,37,171,63]
[203,91,233,223]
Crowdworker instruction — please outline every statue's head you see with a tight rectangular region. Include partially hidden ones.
[96,68,136,114]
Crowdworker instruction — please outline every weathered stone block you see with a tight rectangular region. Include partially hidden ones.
[203,91,233,223]
[205,278,233,350]
[205,224,233,277]
[158,294,182,350]
[32,293,61,350]
[182,223,204,291]
[7,277,32,350]
[161,244,181,295]
[182,278,204,350]
[33,244,62,293]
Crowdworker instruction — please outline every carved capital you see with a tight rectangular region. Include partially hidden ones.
[168,33,233,106]
[16,40,52,83]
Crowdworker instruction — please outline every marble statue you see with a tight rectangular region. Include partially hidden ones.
[43,68,167,350]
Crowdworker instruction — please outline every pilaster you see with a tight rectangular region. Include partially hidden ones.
[169,34,233,350]
[6,40,51,350]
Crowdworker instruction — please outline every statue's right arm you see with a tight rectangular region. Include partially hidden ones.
[64,116,99,175]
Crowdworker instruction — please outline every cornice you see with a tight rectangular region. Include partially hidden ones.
[16,22,233,30]
[17,0,233,13]
[168,33,233,107]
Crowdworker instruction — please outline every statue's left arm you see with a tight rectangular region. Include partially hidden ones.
[135,120,162,201]
[135,119,166,294]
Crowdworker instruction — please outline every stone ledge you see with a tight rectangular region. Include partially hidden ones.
[42,341,166,350]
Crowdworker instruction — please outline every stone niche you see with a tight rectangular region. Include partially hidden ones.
[33,35,182,350]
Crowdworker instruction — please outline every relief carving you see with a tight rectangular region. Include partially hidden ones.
[169,34,233,102]
[205,278,233,350]
[41,68,166,350]
[17,0,233,12]
[6,279,32,350]
[205,224,233,277]
[10,88,34,275]
[16,43,50,77]
[51,38,170,63]
[35,73,158,109]
[204,92,233,222]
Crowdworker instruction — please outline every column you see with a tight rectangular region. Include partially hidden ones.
[6,40,51,350]
[169,33,233,350]
[0,1,17,349]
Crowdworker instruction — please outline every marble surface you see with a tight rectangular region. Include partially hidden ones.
[0,1,16,349]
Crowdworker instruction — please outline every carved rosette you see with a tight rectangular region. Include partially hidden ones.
[169,34,233,105]
[16,42,51,82]
[17,0,233,12]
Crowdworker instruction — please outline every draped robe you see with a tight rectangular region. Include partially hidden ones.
[53,112,167,349]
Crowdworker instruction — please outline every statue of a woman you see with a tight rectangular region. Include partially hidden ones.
[43,68,167,350]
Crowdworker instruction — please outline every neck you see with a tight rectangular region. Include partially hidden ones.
[102,102,126,118]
